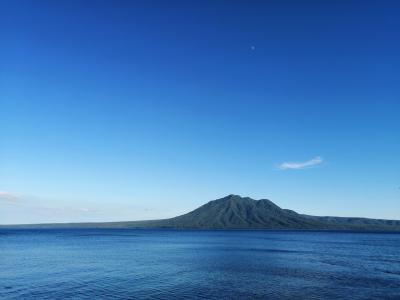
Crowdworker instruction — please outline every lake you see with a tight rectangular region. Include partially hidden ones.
[1,229,399,299]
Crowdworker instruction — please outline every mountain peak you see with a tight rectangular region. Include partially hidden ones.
[219,194,273,205]
[223,194,244,200]
[213,194,254,205]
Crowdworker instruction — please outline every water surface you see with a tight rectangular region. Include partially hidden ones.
[1,229,399,299]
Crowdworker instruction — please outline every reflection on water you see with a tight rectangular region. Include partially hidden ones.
[1,229,400,299]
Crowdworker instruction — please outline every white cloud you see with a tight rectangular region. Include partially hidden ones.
[0,191,19,202]
[0,191,97,214]
[77,207,91,212]
[278,156,323,170]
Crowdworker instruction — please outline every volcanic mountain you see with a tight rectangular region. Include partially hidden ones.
[4,194,400,231]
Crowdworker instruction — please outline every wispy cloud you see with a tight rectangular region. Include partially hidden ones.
[0,191,97,214]
[0,191,20,202]
[278,156,323,170]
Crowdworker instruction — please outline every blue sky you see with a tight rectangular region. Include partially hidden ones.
[1,0,399,224]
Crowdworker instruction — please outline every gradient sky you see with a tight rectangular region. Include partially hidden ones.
[1,0,399,224]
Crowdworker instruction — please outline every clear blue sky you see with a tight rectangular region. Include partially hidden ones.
[1,0,399,224]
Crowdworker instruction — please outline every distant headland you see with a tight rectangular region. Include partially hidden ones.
[2,195,400,231]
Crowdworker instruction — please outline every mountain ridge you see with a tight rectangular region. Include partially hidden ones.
[2,194,400,231]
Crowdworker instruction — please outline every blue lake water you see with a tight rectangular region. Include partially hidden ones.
[1,229,400,299]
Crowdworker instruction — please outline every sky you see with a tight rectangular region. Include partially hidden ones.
[1,0,399,224]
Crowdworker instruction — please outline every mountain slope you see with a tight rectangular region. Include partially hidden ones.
[2,195,400,230]
[153,195,328,229]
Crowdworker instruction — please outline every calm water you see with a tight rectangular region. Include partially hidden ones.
[1,229,400,299]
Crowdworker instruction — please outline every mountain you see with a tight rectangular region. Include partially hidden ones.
[2,194,400,230]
